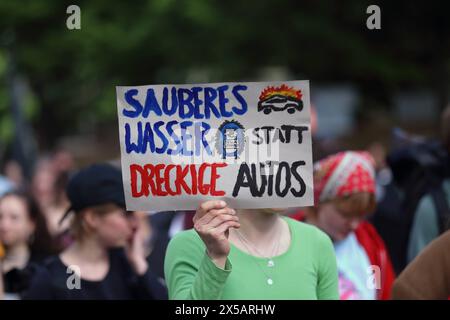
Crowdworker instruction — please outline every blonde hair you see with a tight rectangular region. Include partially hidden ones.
[305,192,376,218]
[333,192,376,217]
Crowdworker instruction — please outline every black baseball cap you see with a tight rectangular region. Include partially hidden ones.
[60,163,127,224]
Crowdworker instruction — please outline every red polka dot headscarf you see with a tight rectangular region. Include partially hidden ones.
[313,151,376,204]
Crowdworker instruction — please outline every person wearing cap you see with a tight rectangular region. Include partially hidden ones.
[293,151,396,300]
[23,163,167,300]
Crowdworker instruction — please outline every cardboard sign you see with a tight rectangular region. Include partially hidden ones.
[116,81,313,211]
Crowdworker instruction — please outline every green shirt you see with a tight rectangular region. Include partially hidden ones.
[164,217,339,300]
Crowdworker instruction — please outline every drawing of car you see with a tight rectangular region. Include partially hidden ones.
[257,95,303,114]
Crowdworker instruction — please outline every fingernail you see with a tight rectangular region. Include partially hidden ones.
[220,201,226,206]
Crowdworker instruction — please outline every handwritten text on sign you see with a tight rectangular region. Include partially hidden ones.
[116,81,313,211]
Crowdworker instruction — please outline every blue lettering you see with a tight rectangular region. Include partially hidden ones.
[178,88,194,119]
[125,122,142,153]
[142,89,162,118]
[180,121,193,156]
[153,120,168,154]
[162,87,178,116]
[204,87,221,119]
[192,87,204,119]
[143,122,156,153]
[124,120,214,157]
[195,122,212,156]
[232,85,248,115]
[123,85,249,120]
[123,89,143,118]
[217,85,233,117]
[167,120,182,155]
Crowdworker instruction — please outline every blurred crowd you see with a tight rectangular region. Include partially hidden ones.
[0,106,449,300]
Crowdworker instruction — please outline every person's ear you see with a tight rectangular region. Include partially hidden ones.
[83,210,99,230]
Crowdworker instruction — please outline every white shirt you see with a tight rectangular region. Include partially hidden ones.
[334,232,376,300]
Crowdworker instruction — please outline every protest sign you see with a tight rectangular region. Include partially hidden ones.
[116,81,313,211]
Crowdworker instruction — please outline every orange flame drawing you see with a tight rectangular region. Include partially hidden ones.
[259,84,302,101]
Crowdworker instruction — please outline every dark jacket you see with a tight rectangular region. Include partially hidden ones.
[23,248,167,300]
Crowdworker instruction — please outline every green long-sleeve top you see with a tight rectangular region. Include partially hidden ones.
[164,217,339,300]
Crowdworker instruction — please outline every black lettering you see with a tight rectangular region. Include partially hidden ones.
[275,161,291,197]
[260,126,274,144]
[280,125,294,143]
[290,160,306,197]
[232,163,256,197]
[252,128,264,145]
[293,126,308,144]
[233,161,307,198]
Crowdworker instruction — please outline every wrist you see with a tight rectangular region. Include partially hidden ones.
[206,250,227,269]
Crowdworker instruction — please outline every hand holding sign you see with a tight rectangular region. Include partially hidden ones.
[193,200,240,269]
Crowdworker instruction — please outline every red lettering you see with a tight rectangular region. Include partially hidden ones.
[176,165,192,194]
[211,163,227,196]
[144,164,157,195]
[130,164,147,197]
[129,162,228,198]
[164,164,177,195]
[190,164,198,194]
[198,163,210,195]
[154,164,168,196]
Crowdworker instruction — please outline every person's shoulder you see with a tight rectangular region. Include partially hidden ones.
[21,256,62,300]
[37,255,64,271]
[284,216,332,243]
[424,229,450,255]
[167,229,204,254]
[283,217,335,269]
[164,229,206,274]
[28,254,68,283]
[169,229,203,247]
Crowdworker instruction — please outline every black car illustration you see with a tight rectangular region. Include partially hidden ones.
[257,94,303,114]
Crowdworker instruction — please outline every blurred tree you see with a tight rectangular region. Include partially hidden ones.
[0,0,448,151]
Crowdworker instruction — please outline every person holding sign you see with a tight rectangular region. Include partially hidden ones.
[295,151,395,300]
[164,201,339,299]
[119,80,334,299]
[23,164,167,300]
